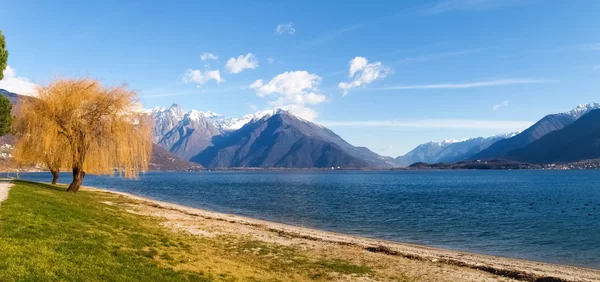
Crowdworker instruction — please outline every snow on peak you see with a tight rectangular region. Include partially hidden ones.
[566,102,600,119]
[149,104,310,132]
[493,131,520,139]
[219,109,278,131]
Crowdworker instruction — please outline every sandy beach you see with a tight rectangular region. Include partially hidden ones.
[84,185,600,282]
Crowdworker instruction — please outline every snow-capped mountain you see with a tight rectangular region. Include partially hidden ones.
[566,103,600,119]
[394,133,519,166]
[151,104,186,143]
[472,102,600,161]
[151,105,277,138]
[202,109,278,131]
[150,105,394,167]
[191,110,394,168]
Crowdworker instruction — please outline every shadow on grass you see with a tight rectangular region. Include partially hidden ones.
[12,179,67,192]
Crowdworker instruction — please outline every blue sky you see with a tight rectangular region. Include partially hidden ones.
[1,0,599,156]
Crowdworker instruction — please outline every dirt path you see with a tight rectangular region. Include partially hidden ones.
[0,180,11,204]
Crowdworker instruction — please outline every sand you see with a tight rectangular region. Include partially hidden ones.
[0,180,11,204]
[86,186,600,282]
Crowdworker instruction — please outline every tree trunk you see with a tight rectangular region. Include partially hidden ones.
[51,169,59,185]
[66,167,85,193]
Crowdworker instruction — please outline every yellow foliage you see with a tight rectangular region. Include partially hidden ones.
[14,78,152,191]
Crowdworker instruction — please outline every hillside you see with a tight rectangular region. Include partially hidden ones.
[471,103,600,160]
[505,109,600,164]
[191,110,382,168]
[148,144,203,171]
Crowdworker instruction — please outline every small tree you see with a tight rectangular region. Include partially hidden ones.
[0,30,10,134]
[0,95,11,136]
[0,30,7,80]
[14,78,152,192]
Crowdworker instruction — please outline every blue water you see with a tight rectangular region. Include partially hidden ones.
[19,170,600,269]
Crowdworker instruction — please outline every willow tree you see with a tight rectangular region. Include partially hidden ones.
[14,78,152,192]
[14,121,70,184]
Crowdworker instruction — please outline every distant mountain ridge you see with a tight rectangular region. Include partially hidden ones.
[505,109,600,164]
[394,132,518,166]
[471,103,600,161]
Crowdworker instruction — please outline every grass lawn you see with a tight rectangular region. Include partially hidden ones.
[0,181,375,282]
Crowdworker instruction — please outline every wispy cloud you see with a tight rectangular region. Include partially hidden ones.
[200,52,218,61]
[319,118,533,130]
[594,65,600,69]
[372,79,553,91]
[492,100,508,111]
[275,22,296,35]
[395,48,486,63]
[578,43,600,51]
[297,22,372,50]
[182,69,223,84]
[419,0,524,16]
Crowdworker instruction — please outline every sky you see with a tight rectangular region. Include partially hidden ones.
[1,0,599,157]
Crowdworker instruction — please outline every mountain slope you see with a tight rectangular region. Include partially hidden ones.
[190,111,384,168]
[157,110,222,161]
[471,103,600,160]
[151,106,278,161]
[395,133,516,166]
[505,109,600,164]
[149,144,203,171]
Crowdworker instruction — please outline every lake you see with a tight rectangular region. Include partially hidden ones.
[18,170,600,269]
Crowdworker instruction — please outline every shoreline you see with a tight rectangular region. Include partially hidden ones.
[84,184,600,282]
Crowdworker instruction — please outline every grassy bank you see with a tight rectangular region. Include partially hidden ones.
[3,181,591,282]
[0,181,383,281]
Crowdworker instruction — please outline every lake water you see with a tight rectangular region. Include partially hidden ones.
[18,170,600,269]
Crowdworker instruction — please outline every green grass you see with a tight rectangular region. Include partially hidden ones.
[0,181,373,282]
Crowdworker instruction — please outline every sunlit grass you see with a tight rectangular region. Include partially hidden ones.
[0,180,373,281]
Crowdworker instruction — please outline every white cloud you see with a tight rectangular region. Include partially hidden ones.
[249,79,263,89]
[0,66,38,96]
[225,53,259,74]
[267,57,275,64]
[339,56,392,95]
[182,69,223,84]
[200,52,218,61]
[319,118,533,130]
[275,22,296,35]
[373,79,553,91]
[249,70,326,120]
[492,100,509,111]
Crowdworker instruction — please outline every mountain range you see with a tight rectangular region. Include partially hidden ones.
[396,103,600,166]
[394,133,518,166]
[4,87,600,169]
[471,103,600,161]
[151,106,394,169]
[505,109,600,164]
